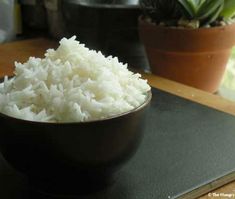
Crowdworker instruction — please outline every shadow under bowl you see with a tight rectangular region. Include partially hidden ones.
[0,91,152,195]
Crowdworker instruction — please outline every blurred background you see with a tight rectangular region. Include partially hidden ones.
[0,0,150,71]
[0,0,235,100]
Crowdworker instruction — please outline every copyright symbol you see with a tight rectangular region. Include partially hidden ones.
[208,193,212,197]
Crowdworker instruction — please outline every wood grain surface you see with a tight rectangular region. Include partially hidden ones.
[0,38,235,199]
[0,38,57,77]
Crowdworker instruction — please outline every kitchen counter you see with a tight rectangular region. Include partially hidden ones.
[0,39,235,198]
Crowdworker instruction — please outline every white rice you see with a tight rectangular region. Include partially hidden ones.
[0,36,151,122]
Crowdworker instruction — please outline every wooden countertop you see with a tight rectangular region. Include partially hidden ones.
[1,39,235,198]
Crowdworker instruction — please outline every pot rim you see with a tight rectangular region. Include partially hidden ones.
[138,15,235,32]
[138,15,235,52]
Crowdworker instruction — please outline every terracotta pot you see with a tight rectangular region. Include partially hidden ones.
[139,17,235,93]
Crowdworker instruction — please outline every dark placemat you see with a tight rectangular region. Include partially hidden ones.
[1,88,235,199]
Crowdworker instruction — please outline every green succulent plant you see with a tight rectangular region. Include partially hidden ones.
[140,0,235,28]
[221,0,235,19]
[178,0,225,26]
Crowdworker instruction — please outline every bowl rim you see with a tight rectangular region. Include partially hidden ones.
[0,76,152,125]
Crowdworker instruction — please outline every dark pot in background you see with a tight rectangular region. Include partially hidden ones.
[0,91,151,195]
[62,0,140,50]
[139,16,235,93]
[20,0,149,70]
[56,0,148,70]
[20,0,47,30]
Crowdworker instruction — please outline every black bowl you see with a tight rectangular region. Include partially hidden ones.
[0,89,151,195]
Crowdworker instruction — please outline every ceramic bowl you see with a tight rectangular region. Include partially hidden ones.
[0,89,151,194]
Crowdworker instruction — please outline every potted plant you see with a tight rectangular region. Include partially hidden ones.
[139,0,235,93]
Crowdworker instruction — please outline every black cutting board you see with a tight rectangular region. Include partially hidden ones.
[1,88,235,199]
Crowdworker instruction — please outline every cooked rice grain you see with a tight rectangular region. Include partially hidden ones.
[0,37,151,122]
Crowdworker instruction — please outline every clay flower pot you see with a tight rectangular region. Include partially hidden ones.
[139,16,235,93]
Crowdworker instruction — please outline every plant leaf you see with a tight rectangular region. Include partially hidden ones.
[220,0,235,19]
[202,2,224,26]
[178,0,196,17]
[197,0,224,20]
[187,0,199,12]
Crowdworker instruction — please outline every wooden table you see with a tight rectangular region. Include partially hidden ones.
[1,39,235,198]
